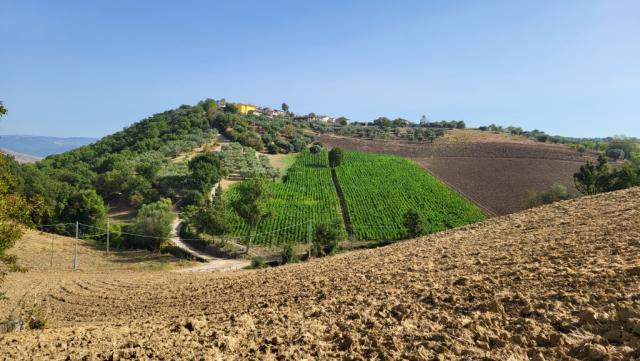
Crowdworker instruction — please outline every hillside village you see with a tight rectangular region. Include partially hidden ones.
[225,101,344,124]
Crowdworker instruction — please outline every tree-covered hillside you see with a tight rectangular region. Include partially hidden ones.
[6,99,313,235]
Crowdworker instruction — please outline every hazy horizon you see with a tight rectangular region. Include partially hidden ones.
[1,0,638,138]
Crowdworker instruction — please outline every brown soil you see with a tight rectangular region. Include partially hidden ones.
[1,188,639,360]
[316,131,592,216]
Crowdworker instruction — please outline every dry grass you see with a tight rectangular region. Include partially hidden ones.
[8,230,194,273]
[1,188,639,359]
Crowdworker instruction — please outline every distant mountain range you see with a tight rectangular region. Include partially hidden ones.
[0,135,97,159]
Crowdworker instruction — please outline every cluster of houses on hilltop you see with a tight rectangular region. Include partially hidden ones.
[224,102,345,124]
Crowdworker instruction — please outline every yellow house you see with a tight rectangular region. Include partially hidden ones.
[235,103,257,114]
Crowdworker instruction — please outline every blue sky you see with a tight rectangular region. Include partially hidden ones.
[1,0,638,138]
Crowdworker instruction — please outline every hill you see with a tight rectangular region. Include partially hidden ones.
[0,135,96,157]
[223,149,485,245]
[0,148,42,163]
[317,129,591,215]
[1,187,638,359]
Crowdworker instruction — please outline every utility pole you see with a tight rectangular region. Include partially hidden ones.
[50,233,54,268]
[106,220,110,255]
[307,220,312,260]
[74,221,78,270]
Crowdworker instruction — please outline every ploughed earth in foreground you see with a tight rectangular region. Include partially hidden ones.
[316,131,590,216]
[1,188,640,360]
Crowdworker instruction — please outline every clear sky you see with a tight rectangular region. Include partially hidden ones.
[1,0,638,138]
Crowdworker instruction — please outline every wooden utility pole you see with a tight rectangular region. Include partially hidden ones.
[106,221,110,255]
[50,234,54,268]
[307,220,312,260]
[74,221,78,270]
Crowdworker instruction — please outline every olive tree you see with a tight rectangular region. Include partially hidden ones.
[328,148,344,168]
[231,178,271,253]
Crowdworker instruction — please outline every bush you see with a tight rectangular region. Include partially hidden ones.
[527,182,573,207]
[312,221,341,257]
[605,148,625,161]
[266,143,279,154]
[403,208,423,238]
[310,144,323,154]
[124,199,175,250]
[280,243,297,265]
[159,242,193,259]
[328,148,344,168]
[250,256,267,269]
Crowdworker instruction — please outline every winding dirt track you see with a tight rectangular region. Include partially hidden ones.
[1,188,639,360]
[316,132,590,216]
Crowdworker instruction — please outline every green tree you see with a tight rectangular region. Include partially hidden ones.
[281,103,289,113]
[280,243,297,264]
[404,208,423,238]
[231,178,271,254]
[328,148,344,168]
[1,154,36,297]
[126,199,175,250]
[574,155,611,195]
[62,189,107,226]
[605,148,625,161]
[225,103,239,114]
[0,101,6,117]
[610,162,639,191]
[312,220,341,256]
[392,118,409,127]
[188,153,222,192]
[336,117,349,126]
[183,200,228,236]
[373,117,393,128]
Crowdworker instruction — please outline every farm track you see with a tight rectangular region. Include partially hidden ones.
[317,133,590,215]
[2,187,639,360]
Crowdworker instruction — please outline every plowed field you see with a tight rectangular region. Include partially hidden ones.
[316,130,591,215]
[1,187,639,360]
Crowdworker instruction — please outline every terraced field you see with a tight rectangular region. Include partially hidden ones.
[1,188,639,360]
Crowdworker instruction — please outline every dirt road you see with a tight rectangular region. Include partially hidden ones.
[168,134,250,272]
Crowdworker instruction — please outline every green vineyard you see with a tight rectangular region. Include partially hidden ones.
[335,152,487,240]
[225,150,347,245]
[224,149,486,245]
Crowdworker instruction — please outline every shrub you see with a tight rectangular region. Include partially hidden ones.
[267,143,279,154]
[527,182,573,207]
[403,208,423,238]
[328,148,344,168]
[159,242,193,259]
[535,134,549,142]
[312,221,341,256]
[310,144,323,154]
[250,256,267,269]
[124,199,175,250]
[280,243,297,265]
[605,148,625,161]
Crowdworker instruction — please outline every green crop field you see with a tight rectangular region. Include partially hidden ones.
[224,149,485,245]
[225,150,347,245]
[335,152,487,240]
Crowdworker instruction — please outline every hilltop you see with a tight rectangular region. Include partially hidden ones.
[1,187,638,359]
[0,135,96,158]
[0,148,42,164]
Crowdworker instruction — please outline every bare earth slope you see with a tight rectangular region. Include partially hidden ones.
[316,131,590,216]
[1,188,640,360]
